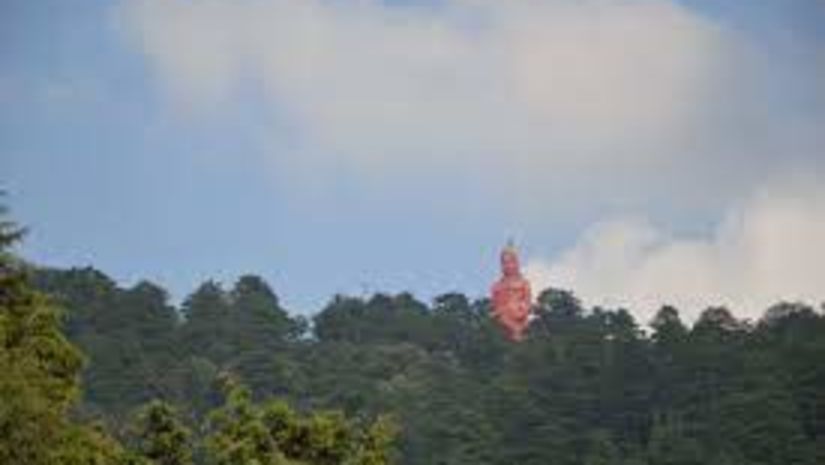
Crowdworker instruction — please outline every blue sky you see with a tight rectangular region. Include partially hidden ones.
[3,0,824,321]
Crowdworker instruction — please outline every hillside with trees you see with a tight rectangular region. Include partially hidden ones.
[2,202,825,464]
[24,262,825,465]
[0,213,393,465]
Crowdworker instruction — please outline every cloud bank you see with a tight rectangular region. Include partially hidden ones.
[116,0,755,188]
[526,177,825,323]
[117,0,824,319]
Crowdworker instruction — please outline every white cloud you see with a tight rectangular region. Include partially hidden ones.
[116,0,741,184]
[525,176,825,323]
[115,1,825,315]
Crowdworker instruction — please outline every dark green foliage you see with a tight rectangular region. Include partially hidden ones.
[205,376,396,465]
[32,268,182,415]
[181,281,234,365]
[2,204,397,465]
[314,293,431,346]
[0,210,127,464]
[129,401,193,465]
[23,252,825,464]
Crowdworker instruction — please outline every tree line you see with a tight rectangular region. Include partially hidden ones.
[25,263,825,464]
[3,205,825,464]
[1,213,393,465]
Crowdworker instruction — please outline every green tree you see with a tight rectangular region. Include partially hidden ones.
[583,430,620,465]
[228,275,301,395]
[129,400,192,465]
[650,305,688,347]
[0,207,125,464]
[181,281,234,365]
[207,377,396,465]
[646,413,704,465]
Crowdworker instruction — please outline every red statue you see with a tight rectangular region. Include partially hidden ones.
[491,242,532,341]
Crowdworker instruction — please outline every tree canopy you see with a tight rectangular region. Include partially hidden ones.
[4,200,824,464]
[2,207,396,465]
[27,260,825,465]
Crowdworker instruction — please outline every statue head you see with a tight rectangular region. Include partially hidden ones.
[500,243,521,278]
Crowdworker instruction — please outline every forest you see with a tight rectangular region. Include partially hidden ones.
[3,212,825,465]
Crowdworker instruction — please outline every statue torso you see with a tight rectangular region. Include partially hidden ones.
[492,275,531,327]
[491,245,533,341]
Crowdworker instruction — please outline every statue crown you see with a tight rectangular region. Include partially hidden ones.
[502,238,518,258]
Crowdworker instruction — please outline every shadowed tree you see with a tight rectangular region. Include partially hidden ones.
[128,400,192,465]
[0,206,126,464]
[206,377,396,465]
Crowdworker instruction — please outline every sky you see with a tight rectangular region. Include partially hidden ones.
[3,0,824,323]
